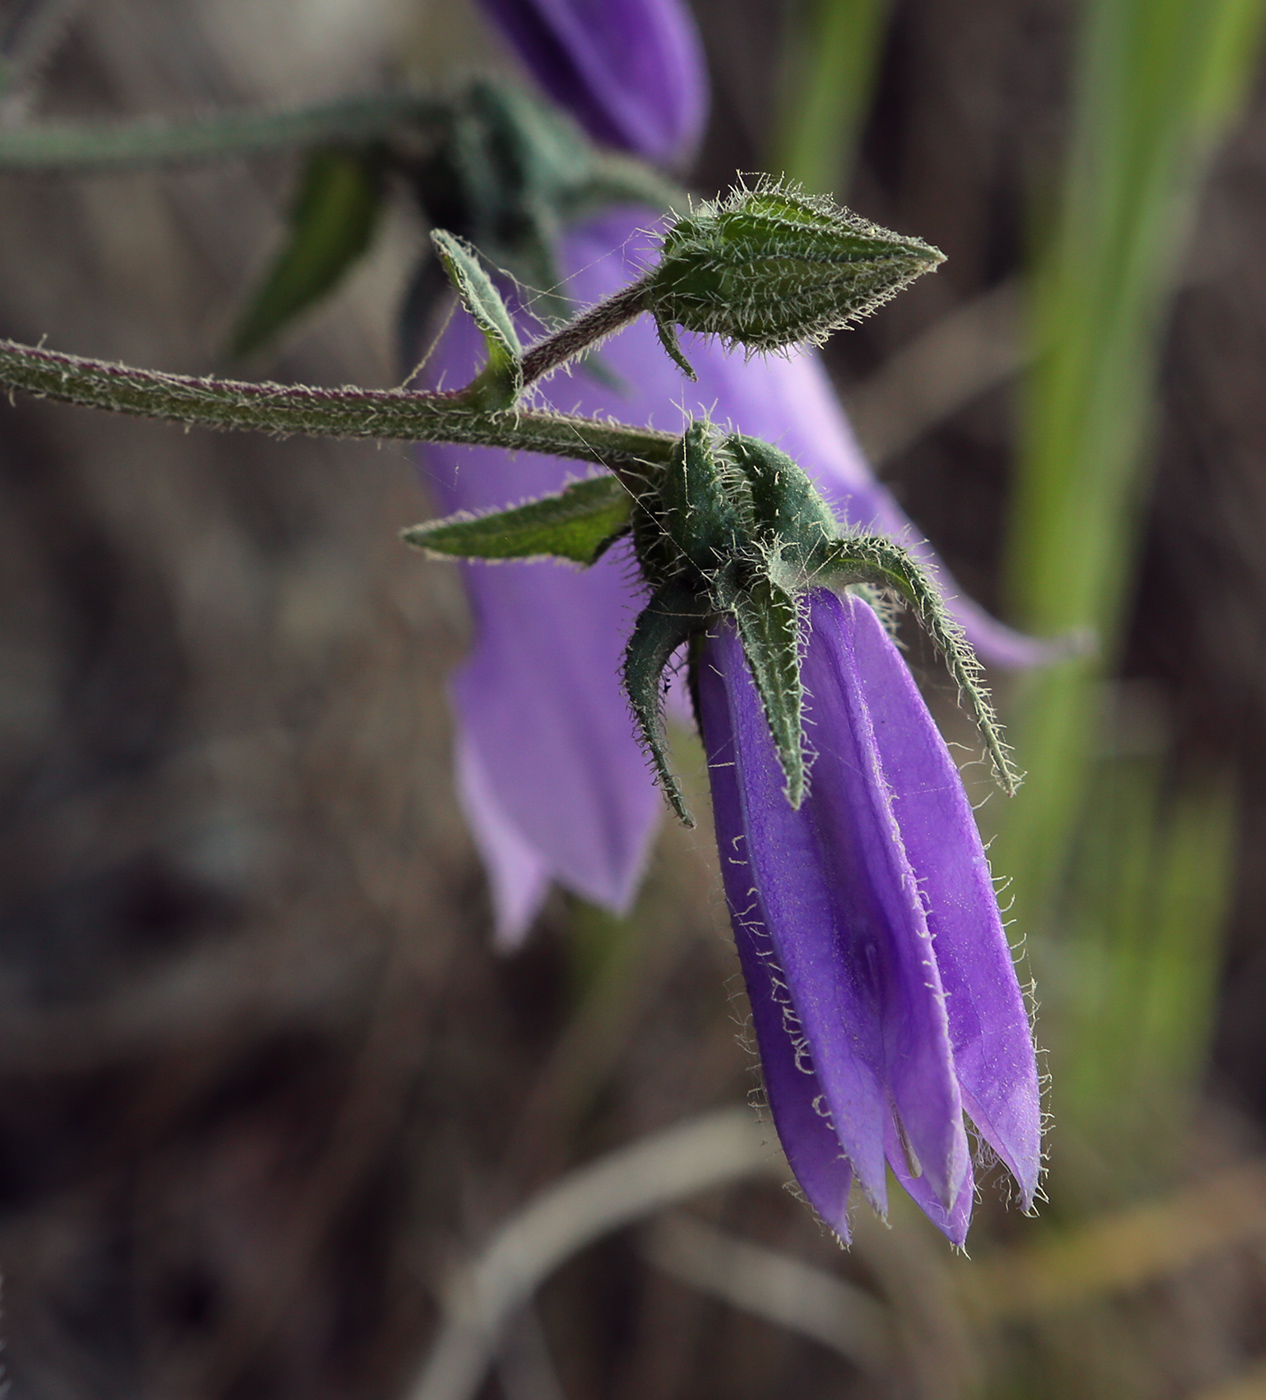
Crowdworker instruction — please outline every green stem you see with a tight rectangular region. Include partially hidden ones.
[0,92,444,172]
[0,339,677,482]
[519,279,654,388]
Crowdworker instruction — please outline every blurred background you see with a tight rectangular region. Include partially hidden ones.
[4,0,1266,1396]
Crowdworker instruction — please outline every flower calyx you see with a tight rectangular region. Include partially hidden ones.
[621,422,1019,824]
[403,418,1017,827]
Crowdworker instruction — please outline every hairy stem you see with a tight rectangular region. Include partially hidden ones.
[519,279,654,388]
[0,338,676,483]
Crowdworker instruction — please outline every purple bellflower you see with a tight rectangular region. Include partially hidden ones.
[698,591,1040,1244]
[415,395,1043,1242]
[424,0,1039,943]
[413,0,1043,1242]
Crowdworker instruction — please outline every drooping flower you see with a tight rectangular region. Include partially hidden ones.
[410,0,1043,1245]
[696,589,1041,1243]
[413,391,1042,1241]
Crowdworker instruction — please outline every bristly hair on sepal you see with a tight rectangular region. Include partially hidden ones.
[620,418,1017,820]
[646,176,944,370]
[403,414,1016,820]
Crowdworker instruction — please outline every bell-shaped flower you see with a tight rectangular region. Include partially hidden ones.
[413,410,1043,1242]
[696,588,1042,1244]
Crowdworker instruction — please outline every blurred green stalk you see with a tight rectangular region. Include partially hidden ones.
[1048,757,1237,1202]
[992,0,1264,1214]
[998,0,1266,920]
[770,0,893,194]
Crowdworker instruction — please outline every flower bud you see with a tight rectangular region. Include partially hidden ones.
[647,179,943,373]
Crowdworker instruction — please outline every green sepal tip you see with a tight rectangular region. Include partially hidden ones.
[808,534,1020,795]
[732,575,807,807]
[654,318,697,381]
[623,581,712,826]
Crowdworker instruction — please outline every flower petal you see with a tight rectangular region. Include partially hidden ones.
[698,620,890,1209]
[885,1114,976,1247]
[455,731,552,947]
[702,656,856,1240]
[446,544,660,917]
[797,593,971,1211]
[699,598,972,1215]
[478,0,708,164]
[849,596,1043,1207]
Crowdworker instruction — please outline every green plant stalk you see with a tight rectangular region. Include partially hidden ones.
[0,92,445,171]
[771,0,894,194]
[997,0,1266,920]
[1037,757,1236,1212]
[0,338,676,486]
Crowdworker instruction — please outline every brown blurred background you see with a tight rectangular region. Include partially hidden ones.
[5,0,1266,1397]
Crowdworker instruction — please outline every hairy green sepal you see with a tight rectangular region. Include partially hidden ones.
[403,474,630,565]
[621,424,1019,821]
[407,414,1016,821]
[622,581,711,826]
[731,576,806,806]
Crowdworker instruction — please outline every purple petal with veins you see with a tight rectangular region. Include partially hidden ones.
[696,591,1038,1241]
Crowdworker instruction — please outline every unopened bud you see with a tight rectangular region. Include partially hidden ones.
[647,178,943,374]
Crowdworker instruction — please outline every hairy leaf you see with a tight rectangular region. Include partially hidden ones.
[431,228,523,409]
[403,474,630,565]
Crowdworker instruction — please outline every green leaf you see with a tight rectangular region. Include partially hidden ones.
[430,229,523,411]
[732,575,807,807]
[623,581,710,826]
[402,474,630,565]
[229,144,385,360]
